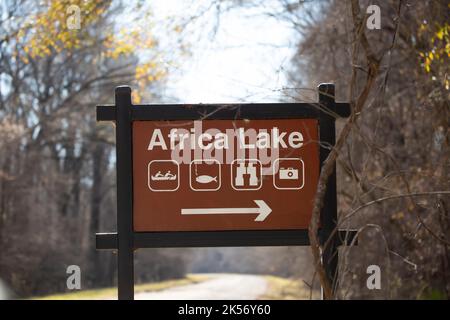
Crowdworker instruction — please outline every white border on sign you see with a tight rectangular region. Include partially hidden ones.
[273,158,305,190]
[230,159,263,191]
[148,160,180,192]
[189,159,221,192]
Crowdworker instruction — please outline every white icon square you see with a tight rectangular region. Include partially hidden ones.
[189,159,221,191]
[148,160,180,192]
[273,158,305,190]
[231,159,262,191]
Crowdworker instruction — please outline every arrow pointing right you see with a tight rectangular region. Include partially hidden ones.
[181,200,272,222]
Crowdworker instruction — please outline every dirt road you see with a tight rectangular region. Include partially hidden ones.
[135,274,267,300]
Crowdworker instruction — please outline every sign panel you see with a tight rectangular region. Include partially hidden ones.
[132,119,320,232]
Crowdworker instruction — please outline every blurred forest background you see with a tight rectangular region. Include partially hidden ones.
[0,0,448,299]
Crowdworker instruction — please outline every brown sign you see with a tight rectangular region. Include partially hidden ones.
[132,119,319,232]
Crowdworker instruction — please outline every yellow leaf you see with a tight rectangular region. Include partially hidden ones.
[131,91,142,104]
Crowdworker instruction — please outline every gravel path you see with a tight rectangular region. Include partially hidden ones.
[135,274,268,300]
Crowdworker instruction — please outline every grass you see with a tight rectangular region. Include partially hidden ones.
[260,275,320,300]
[32,274,209,300]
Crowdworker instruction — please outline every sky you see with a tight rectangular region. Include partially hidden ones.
[149,0,298,103]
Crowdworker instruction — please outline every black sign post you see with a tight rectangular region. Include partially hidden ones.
[115,87,134,300]
[96,83,356,300]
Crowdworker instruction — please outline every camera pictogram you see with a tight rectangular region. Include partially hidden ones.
[279,167,299,180]
[273,158,304,190]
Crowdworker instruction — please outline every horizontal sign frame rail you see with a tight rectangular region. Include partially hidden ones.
[96,230,358,250]
[97,102,351,122]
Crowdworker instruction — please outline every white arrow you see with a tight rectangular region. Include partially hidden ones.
[181,200,272,222]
